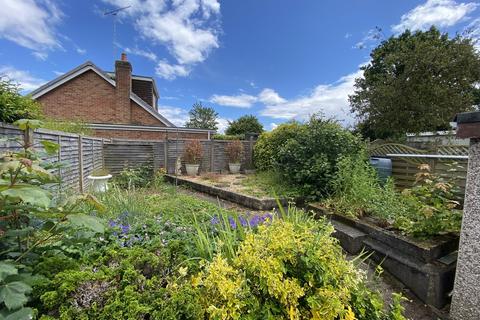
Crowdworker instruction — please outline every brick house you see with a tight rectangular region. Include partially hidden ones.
[30,54,213,140]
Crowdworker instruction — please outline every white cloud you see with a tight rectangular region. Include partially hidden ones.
[156,60,190,80]
[0,65,45,92]
[210,93,257,108]
[209,88,285,108]
[258,88,286,105]
[32,51,48,61]
[157,104,229,132]
[466,18,480,50]
[216,117,230,134]
[125,47,157,62]
[260,70,362,126]
[269,123,278,131]
[0,0,63,55]
[354,27,383,49]
[76,48,87,55]
[392,0,478,33]
[103,0,221,79]
[157,105,190,126]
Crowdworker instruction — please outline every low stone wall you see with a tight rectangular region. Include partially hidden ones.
[165,175,294,210]
[307,203,458,309]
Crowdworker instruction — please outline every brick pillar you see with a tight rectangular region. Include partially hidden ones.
[115,53,132,124]
[450,111,480,320]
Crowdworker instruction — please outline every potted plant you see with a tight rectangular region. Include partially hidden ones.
[183,140,203,176]
[87,168,112,193]
[225,140,244,174]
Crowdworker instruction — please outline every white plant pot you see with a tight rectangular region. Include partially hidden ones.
[229,163,241,174]
[87,174,112,193]
[185,164,200,176]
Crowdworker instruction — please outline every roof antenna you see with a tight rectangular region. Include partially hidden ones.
[104,5,131,59]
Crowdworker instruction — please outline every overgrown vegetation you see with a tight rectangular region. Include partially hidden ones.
[254,116,363,199]
[183,140,203,164]
[41,118,93,136]
[324,155,463,238]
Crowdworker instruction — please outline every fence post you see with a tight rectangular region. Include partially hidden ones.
[164,139,168,173]
[248,136,254,169]
[78,136,84,193]
[57,135,62,181]
[450,112,480,320]
[210,141,215,172]
[23,128,34,150]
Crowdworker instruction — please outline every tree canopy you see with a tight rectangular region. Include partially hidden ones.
[225,115,264,136]
[349,26,480,139]
[185,102,218,130]
[0,78,42,123]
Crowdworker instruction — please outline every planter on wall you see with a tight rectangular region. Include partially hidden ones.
[229,163,241,174]
[87,174,112,193]
[307,203,459,309]
[185,164,200,176]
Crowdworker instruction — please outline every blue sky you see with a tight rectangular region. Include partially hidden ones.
[1,0,480,132]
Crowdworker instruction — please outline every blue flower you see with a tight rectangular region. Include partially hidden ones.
[239,216,248,227]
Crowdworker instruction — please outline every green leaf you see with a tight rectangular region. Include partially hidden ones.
[1,186,51,208]
[0,263,17,282]
[13,119,42,131]
[39,140,59,155]
[67,214,104,233]
[0,281,31,310]
[4,307,34,320]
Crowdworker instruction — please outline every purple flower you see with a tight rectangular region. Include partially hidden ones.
[109,220,117,228]
[239,216,248,227]
[211,215,220,225]
[121,224,130,234]
[228,217,237,229]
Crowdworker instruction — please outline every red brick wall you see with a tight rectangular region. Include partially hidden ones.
[132,79,153,107]
[38,70,120,123]
[37,70,167,127]
[131,101,167,126]
[93,129,209,140]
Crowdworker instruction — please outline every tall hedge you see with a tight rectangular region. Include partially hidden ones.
[255,117,363,199]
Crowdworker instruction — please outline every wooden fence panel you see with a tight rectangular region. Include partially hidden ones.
[0,123,106,191]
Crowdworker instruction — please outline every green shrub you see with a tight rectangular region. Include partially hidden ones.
[0,78,42,123]
[275,116,363,198]
[326,156,463,238]
[113,165,153,189]
[225,115,263,136]
[195,216,401,320]
[254,121,304,171]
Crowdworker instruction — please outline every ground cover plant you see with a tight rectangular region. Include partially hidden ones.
[324,155,463,238]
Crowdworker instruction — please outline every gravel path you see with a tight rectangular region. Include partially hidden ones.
[178,186,449,320]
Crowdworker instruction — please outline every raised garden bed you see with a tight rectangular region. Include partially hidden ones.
[307,203,459,309]
[165,174,300,210]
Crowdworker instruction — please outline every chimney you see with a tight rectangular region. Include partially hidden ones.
[115,53,132,123]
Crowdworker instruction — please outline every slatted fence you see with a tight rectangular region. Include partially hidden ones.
[370,143,468,199]
[0,123,107,191]
[103,138,254,175]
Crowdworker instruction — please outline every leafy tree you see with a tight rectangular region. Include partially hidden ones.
[185,102,218,130]
[0,78,42,123]
[349,26,480,139]
[225,115,263,136]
